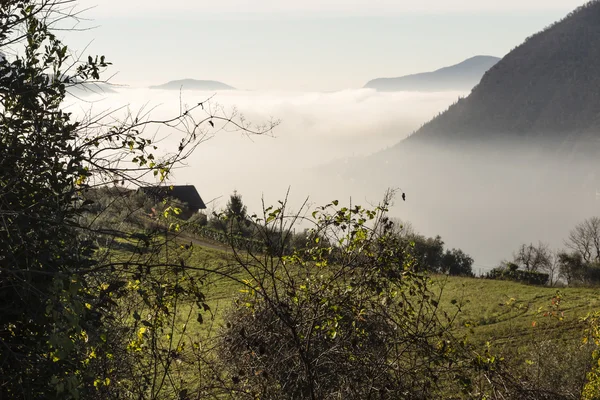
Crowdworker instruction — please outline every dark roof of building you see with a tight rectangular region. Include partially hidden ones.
[140,185,206,210]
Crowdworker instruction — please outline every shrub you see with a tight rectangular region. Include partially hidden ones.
[487,263,549,285]
[217,195,469,399]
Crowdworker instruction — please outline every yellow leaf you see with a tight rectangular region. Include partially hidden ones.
[137,327,147,340]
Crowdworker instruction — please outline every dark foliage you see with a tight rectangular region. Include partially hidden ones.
[0,3,107,395]
[487,263,550,286]
[397,232,474,276]
[0,2,276,397]
[440,248,475,277]
[557,252,600,286]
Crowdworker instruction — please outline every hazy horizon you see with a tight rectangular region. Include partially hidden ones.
[61,1,588,91]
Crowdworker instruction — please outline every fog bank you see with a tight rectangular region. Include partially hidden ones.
[68,87,600,272]
[67,87,462,206]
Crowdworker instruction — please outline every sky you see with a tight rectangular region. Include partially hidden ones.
[63,0,588,90]
[76,0,585,16]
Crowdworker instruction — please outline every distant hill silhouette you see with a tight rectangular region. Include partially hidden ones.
[400,0,600,149]
[67,82,118,96]
[150,79,235,91]
[364,56,500,92]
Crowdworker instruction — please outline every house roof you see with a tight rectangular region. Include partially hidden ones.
[140,185,206,210]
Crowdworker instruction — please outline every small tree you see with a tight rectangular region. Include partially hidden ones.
[543,250,561,286]
[411,234,445,272]
[557,251,586,285]
[440,248,474,276]
[226,190,247,220]
[221,190,252,237]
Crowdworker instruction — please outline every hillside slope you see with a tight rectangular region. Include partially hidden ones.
[364,56,499,92]
[402,1,600,146]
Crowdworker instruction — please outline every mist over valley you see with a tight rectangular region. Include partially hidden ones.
[68,83,600,272]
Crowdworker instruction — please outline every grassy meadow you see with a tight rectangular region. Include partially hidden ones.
[180,239,600,351]
[104,229,600,397]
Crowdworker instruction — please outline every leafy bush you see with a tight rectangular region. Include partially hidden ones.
[217,196,481,399]
[441,248,475,277]
[393,232,474,276]
[487,263,550,285]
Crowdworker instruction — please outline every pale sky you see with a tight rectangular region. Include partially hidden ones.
[77,0,585,16]
[63,0,587,90]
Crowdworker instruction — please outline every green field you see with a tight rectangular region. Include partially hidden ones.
[109,235,600,397]
[185,242,600,349]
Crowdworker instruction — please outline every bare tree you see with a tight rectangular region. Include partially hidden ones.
[565,217,600,263]
[513,242,552,272]
[542,250,561,286]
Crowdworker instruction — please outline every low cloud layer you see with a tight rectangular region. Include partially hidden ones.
[67,87,462,204]
[68,87,599,273]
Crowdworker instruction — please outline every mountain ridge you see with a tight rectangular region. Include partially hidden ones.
[364,56,500,92]
[398,0,600,149]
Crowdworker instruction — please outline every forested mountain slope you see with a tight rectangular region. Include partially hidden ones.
[400,1,600,148]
